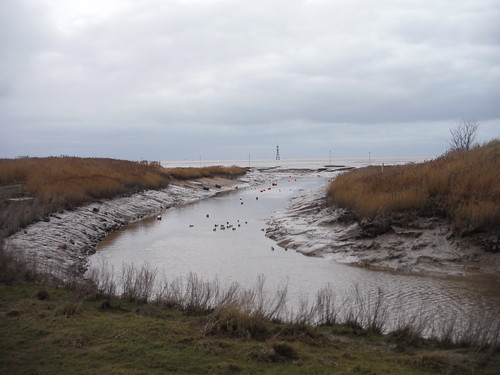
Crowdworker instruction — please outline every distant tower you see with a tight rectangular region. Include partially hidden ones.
[276,145,280,160]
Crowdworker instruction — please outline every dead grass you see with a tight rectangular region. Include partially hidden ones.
[165,165,247,180]
[0,157,171,204]
[327,139,500,233]
[0,157,171,236]
[203,304,270,339]
[0,157,246,237]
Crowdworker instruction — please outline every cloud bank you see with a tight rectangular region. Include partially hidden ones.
[1,0,499,160]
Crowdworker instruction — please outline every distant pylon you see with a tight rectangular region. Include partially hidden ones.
[276,145,280,160]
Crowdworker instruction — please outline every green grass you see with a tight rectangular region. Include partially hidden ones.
[1,283,498,375]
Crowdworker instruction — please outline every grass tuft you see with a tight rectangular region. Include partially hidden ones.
[254,342,299,362]
[203,305,269,340]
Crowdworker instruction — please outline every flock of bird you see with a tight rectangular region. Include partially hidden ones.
[207,181,294,252]
[158,179,297,252]
[212,220,247,232]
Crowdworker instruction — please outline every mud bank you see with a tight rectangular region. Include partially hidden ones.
[5,167,322,278]
[266,184,500,276]
[5,180,240,277]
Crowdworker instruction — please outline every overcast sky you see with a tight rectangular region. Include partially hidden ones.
[1,0,499,161]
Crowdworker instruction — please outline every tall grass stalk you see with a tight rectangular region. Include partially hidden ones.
[1,243,497,349]
[81,262,500,349]
[121,263,158,303]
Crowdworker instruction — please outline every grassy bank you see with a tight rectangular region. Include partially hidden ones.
[1,236,499,374]
[2,284,498,375]
[327,140,500,235]
[0,157,246,237]
[1,246,498,375]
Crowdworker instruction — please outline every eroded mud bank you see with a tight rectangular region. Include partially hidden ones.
[8,164,497,279]
[4,167,318,277]
[6,183,236,276]
[266,184,500,275]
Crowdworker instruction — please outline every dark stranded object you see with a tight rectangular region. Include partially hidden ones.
[215,184,222,188]
[202,185,210,190]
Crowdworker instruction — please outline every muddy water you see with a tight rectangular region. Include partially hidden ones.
[89,174,500,332]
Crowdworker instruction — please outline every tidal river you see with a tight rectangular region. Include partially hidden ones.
[88,169,500,338]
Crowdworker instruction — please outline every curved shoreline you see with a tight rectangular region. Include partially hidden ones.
[4,167,317,278]
[5,181,238,277]
[7,165,498,279]
[266,183,500,276]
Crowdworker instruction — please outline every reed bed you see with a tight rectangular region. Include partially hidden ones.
[165,165,247,180]
[0,157,246,237]
[0,157,171,205]
[327,139,500,233]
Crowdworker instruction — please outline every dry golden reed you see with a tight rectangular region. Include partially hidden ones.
[327,140,500,232]
[165,165,247,180]
[0,157,246,236]
[0,157,171,207]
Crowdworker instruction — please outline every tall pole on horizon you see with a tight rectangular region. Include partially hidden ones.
[329,149,332,165]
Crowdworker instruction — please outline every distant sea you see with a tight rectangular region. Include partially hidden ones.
[161,156,432,169]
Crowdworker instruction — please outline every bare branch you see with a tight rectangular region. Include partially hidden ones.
[449,119,479,151]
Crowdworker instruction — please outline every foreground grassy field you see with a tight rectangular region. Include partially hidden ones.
[327,140,500,235]
[1,282,498,375]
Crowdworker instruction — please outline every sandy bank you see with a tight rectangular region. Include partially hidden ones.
[266,184,500,276]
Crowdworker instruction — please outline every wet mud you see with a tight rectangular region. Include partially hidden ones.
[266,184,500,275]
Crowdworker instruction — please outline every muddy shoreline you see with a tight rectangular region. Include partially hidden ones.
[6,166,499,278]
[266,183,500,276]
[4,167,315,277]
[5,178,247,277]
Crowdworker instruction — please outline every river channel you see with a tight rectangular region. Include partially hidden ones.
[89,170,500,336]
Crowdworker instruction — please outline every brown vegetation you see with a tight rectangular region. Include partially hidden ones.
[165,165,247,180]
[0,157,170,237]
[327,140,500,234]
[0,156,246,237]
[0,156,171,206]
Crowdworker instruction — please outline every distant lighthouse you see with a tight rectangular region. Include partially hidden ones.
[276,145,280,160]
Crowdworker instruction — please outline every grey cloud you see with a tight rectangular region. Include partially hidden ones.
[1,0,499,159]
